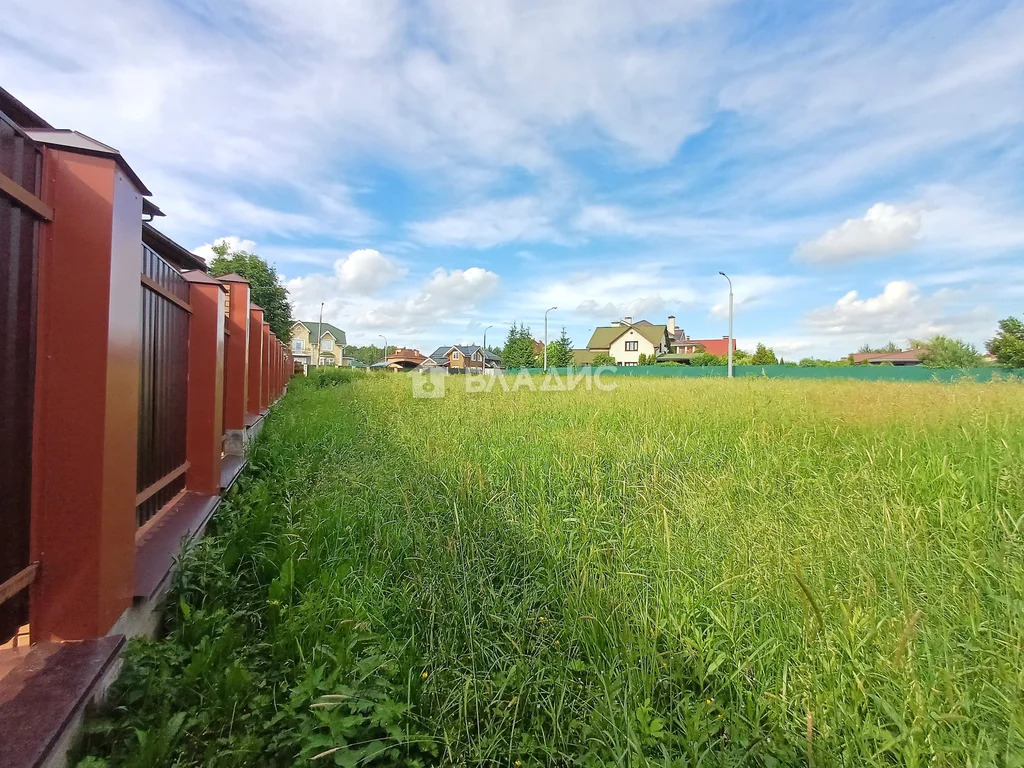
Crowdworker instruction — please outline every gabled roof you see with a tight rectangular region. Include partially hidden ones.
[428,346,451,363]
[293,320,347,345]
[587,322,667,349]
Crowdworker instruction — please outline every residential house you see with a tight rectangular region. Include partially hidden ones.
[420,345,501,373]
[382,347,427,371]
[849,348,926,366]
[585,317,670,366]
[289,320,347,369]
[581,315,737,365]
[664,316,736,358]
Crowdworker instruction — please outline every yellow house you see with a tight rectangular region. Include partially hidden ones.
[289,320,348,369]
[585,318,669,365]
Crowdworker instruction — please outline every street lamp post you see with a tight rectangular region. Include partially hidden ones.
[378,334,388,368]
[543,306,557,371]
[718,272,734,378]
[482,324,493,374]
[317,302,324,368]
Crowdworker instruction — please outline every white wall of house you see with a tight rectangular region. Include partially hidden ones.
[609,328,656,365]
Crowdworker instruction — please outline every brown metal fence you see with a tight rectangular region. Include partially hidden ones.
[0,111,45,643]
[136,244,190,527]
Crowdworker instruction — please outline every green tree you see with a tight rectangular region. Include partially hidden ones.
[209,241,293,339]
[345,345,386,365]
[987,316,1024,368]
[798,357,852,367]
[690,352,724,366]
[502,323,539,369]
[592,352,616,366]
[545,327,574,368]
[750,343,779,365]
[919,335,983,368]
[857,341,901,354]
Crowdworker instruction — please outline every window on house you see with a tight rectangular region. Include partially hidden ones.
[292,339,303,351]
[625,341,638,351]
[319,356,334,366]
[321,338,334,351]
[452,351,460,360]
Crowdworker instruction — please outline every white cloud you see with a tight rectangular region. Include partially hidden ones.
[286,262,500,349]
[807,281,922,334]
[796,204,922,263]
[709,274,805,319]
[793,280,999,357]
[408,197,565,249]
[193,236,258,262]
[334,249,407,294]
[804,280,993,342]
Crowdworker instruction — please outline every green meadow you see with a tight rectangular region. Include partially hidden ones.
[80,372,1024,767]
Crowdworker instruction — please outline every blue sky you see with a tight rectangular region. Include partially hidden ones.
[5,0,1023,357]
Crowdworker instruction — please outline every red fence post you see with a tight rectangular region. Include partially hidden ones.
[261,322,271,411]
[270,338,278,402]
[247,305,264,421]
[30,148,143,641]
[218,276,249,455]
[277,341,284,398]
[183,272,225,496]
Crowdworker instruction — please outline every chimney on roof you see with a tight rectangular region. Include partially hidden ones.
[624,316,632,325]
[667,315,676,335]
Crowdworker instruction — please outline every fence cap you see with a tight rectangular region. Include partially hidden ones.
[249,302,264,312]
[26,128,153,196]
[216,273,249,284]
[182,270,227,289]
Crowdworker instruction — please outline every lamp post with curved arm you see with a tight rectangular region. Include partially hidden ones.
[378,334,388,367]
[718,272,733,378]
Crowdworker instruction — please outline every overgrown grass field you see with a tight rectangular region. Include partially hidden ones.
[81,373,1024,766]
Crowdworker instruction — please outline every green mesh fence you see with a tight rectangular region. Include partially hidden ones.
[508,365,1024,383]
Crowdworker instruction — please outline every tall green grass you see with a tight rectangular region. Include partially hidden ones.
[80,375,1024,766]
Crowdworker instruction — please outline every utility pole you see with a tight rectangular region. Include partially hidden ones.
[543,306,557,371]
[378,334,388,367]
[719,272,734,378]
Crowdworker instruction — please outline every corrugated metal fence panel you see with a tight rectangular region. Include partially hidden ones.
[0,111,43,643]
[136,245,189,527]
[512,366,1024,382]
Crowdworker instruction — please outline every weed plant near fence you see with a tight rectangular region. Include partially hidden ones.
[79,375,1024,766]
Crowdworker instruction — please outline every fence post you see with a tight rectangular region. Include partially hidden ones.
[247,305,264,422]
[30,147,143,641]
[183,272,225,496]
[218,275,250,455]
[271,338,279,401]
[261,322,271,411]
[277,341,285,398]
